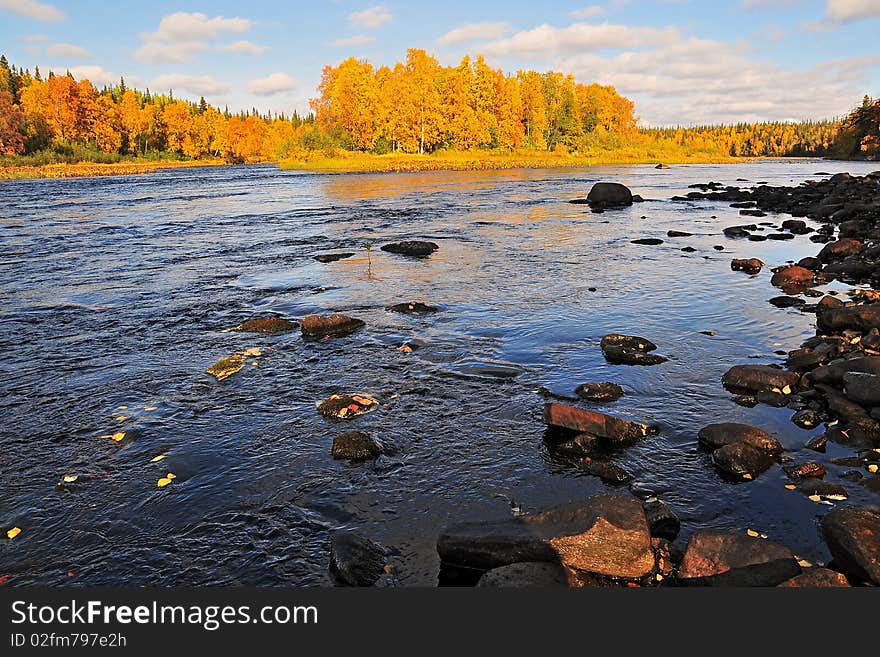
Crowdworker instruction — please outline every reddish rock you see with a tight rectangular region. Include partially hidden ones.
[543,403,653,446]
[770,265,814,288]
[818,238,865,262]
[301,314,365,338]
[233,316,297,334]
[778,568,850,587]
[678,531,800,586]
[731,258,763,274]
[783,462,826,479]
[817,305,880,333]
[820,506,880,585]
[697,423,783,455]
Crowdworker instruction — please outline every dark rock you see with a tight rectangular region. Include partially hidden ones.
[820,507,880,585]
[740,209,767,217]
[437,494,655,581]
[796,478,848,500]
[724,226,752,238]
[797,256,822,270]
[817,295,845,311]
[791,409,821,429]
[233,316,297,334]
[381,241,439,257]
[722,364,799,394]
[818,238,866,262]
[386,301,440,314]
[769,296,805,308]
[600,333,668,366]
[551,433,603,457]
[667,230,692,237]
[805,434,828,452]
[655,163,670,169]
[843,372,880,406]
[697,423,783,454]
[314,252,355,263]
[543,403,653,447]
[819,305,880,333]
[811,356,880,385]
[714,245,725,251]
[781,219,810,234]
[587,182,633,208]
[301,314,365,338]
[643,499,680,540]
[631,238,664,246]
[681,246,697,252]
[574,382,624,402]
[317,393,379,419]
[581,459,633,485]
[778,568,850,587]
[329,530,387,586]
[331,432,383,461]
[678,531,801,586]
[783,462,826,479]
[712,442,776,479]
[477,562,569,587]
[731,258,763,274]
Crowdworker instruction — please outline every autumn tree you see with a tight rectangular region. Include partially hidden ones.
[0,90,25,155]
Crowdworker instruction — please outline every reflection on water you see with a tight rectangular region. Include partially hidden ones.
[1,160,878,586]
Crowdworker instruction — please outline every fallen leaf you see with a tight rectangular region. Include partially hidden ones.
[398,345,413,353]
[62,475,78,484]
[760,533,768,539]
[242,347,262,357]
[67,571,75,577]
[166,473,176,480]
[868,464,879,474]
[743,473,753,480]
[144,406,158,412]
[150,454,166,463]
[797,559,812,568]
[110,432,126,443]
[746,529,759,537]
[0,575,8,585]
[782,385,792,395]
[117,405,128,410]
[7,527,21,540]
[808,494,822,502]
[157,477,172,487]
[785,484,797,490]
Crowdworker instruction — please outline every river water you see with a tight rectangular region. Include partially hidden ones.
[2,160,879,586]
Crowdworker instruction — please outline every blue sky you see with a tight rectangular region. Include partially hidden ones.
[1,0,878,125]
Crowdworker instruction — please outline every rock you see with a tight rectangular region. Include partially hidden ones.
[796,478,848,500]
[820,506,880,585]
[543,403,653,447]
[233,317,297,334]
[805,434,828,452]
[778,568,850,587]
[477,562,569,587]
[769,296,805,308]
[798,256,822,270]
[817,295,845,311]
[551,433,604,457]
[205,353,247,381]
[655,163,670,169]
[678,531,801,586]
[722,364,800,394]
[587,182,633,208]
[437,495,656,581]
[731,258,763,274]
[581,460,633,485]
[681,246,697,253]
[574,382,624,402]
[600,333,668,366]
[643,499,680,540]
[811,356,880,385]
[791,409,821,428]
[770,266,814,288]
[314,252,355,263]
[818,238,866,262]
[667,230,692,237]
[817,305,880,332]
[318,393,379,420]
[723,226,752,238]
[783,462,826,479]
[781,219,810,234]
[386,301,439,314]
[380,241,439,257]
[843,372,880,406]
[301,314,365,338]
[329,530,387,587]
[631,238,664,246]
[331,432,383,461]
[697,423,783,455]
[712,442,776,479]
[740,209,767,217]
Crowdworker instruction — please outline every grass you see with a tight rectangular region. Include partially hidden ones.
[0,158,227,181]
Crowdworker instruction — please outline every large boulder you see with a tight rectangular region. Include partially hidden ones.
[678,531,801,586]
[818,238,865,262]
[600,334,668,366]
[543,402,653,447]
[843,372,880,406]
[233,317,297,334]
[380,241,439,257]
[697,423,783,455]
[437,495,656,582]
[711,442,776,479]
[587,182,633,208]
[476,562,569,587]
[811,356,880,385]
[770,265,813,288]
[329,530,388,587]
[820,506,880,585]
[817,305,880,332]
[722,364,800,393]
[301,314,365,338]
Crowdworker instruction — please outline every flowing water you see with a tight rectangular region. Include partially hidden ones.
[2,160,879,586]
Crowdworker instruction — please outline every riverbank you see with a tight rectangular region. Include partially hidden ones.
[0,158,227,181]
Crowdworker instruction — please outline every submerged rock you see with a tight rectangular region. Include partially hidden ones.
[600,334,668,366]
[380,241,439,257]
[574,382,625,402]
[331,432,383,461]
[678,531,800,586]
[232,317,297,334]
[643,499,680,540]
[712,442,776,479]
[783,462,826,479]
[631,238,664,246]
[667,230,692,237]
[205,353,247,381]
[314,252,355,263]
[586,182,633,209]
[318,393,380,420]
[386,301,440,314]
[301,314,365,338]
[820,506,880,585]
[477,562,569,587]
[543,402,654,447]
[329,530,388,587]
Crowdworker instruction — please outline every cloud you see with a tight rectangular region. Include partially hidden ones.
[26,33,48,42]
[570,5,606,19]
[151,73,230,96]
[437,22,511,45]
[482,22,680,58]
[0,0,64,22]
[134,12,255,64]
[220,40,268,55]
[741,0,793,8]
[329,35,377,47]
[46,43,92,59]
[248,72,297,96]
[824,0,880,22]
[51,65,117,86]
[348,5,392,29]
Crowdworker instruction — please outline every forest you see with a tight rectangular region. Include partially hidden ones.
[0,49,877,169]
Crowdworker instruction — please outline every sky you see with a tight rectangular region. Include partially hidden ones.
[0,0,878,126]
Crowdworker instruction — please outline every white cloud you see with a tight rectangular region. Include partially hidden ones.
[348,5,392,29]
[482,22,680,58]
[151,73,230,96]
[220,40,268,55]
[46,43,92,59]
[135,12,255,64]
[570,5,606,19]
[437,22,511,45]
[51,65,117,86]
[0,0,64,22]
[329,35,377,47]
[825,0,880,22]
[248,72,297,96]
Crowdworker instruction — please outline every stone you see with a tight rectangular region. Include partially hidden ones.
[770,266,814,288]
[301,314,365,338]
[820,507,880,585]
[600,333,668,366]
[205,353,247,381]
[631,238,664,245]
[722,364,800,394]
[783,462,826,479]
[380,241,439,257]
[818,238,866,262]
[712,442,776,479]
[574,382,625,402]
[723,225,752,238]
[437,495,656,581]
[643,499,680,540]
[697,423,783,455]
[543,403,654,447]
[811,356,880,385]
[331,432,383,461]
[667,230,692,237]
[329,530,388,586]
[386,301,439,314]
[314,252,355,263]
[731,258,763,274]
[580,459,633,485]
[817,305,880,332]
[587,182,633,208]
[477,562,569,587]
[778,568,850,587]
[233,317,297,334]
[678,531,800,586]
[843,372,880,406]
[796,478,848,500]
[318,393,379,420]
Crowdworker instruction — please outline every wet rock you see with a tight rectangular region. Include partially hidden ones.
[205,353,247,381]
[331,432,383,461]
[233,317,297,334]
[581,459,633,485]
[314,252,355,263]
[329,530,388,587]
[667,230,692,237]
[551,433,603,457]
[318,393,379,420]
[769,296,805,308]
[820,506,880,585]
[797,256,821,270]
[740,209,767,217]
[587,182,633,209]
[477,562,569,587]
[783,462,826,479]
[643,499,680,540]
[655,163,670,169]
[781,219,810,234]
[631,238,664,246]
[301,314,365,338]
[723,225,752,238]
[678,531,801,586]
[791,409,821,429]
[714,245,725,251]
[712,442,776,479]
[778,568,850,587]
[811,356,880,385]
[731,258,763,274]
[380,241,439,257]
[697,423,783,455]
[770,265,814,288]
[543,403,653,447]
[681,246,697,253]
[437,494,656,581]
[600,333,668,366]
[796,478,848,500]
[817,295,845,311]
[722,364,799,394]
[386,301,440,314]
[805,434,828,452]
[818,238,866,262]
[818,305,880,332]
[574,382,624,402]
[843,372,880,406]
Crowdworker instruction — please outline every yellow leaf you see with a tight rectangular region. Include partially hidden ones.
[114,415,128,422]
[144,406,158,412]
[743,473,753,480]
[868,464,879,474]
[117,405,128,410]
[157,477,172,487]
[166,473,176,480]
[760,533,768,539]
[746,529,759,537]
[781,385,791,395]
[7,527,21,540]
[797,559,812,568]
[785,484,797,490]
[110,432,126,442]
[808,495,821,502]
[62,475,78,483]
[150,454,166,463]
